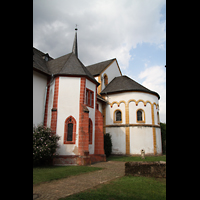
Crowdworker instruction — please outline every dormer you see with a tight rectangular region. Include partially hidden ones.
[86,58,122,94]
[42,53,50,61]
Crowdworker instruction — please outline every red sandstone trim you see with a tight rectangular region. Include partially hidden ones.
[51,76,59,134]
[78,78,90,157]
[94,109,105,155]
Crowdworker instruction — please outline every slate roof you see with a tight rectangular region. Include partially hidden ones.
[33,47,98,85]
[33,47,53,75]
[97,94,107,103]
[47,52,98,84]
[86,58,116,76]
[100,75,160,99]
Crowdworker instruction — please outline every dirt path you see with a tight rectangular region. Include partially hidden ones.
[33,161,125,200]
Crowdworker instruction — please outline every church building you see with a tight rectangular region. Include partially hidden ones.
[33,28,162,165]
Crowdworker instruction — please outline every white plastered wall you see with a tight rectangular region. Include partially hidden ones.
[33,70,48,126]
[101,60,121,91]
[97,101,103,113]
[56,77,80,156]
[129,126,154,154]
[156,127,162,154]
[106,92,159,126]
[105,91,161,155]
[106,127,126,154]
[47,79,55,127]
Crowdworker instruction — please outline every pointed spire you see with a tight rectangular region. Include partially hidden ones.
[72,25,78,57]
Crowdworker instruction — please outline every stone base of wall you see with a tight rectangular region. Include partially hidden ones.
[53,153,106,166]
[53,155,78,165]
[125,161,166,178]
[90,154,106,163]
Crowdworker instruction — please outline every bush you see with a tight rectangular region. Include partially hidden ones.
[104,133,112,157]
[33,125,60,166]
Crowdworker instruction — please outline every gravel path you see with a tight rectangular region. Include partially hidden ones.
[33,161,125,200]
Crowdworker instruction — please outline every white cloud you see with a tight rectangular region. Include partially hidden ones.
[138,65,166,123]
[33,0,166,122]
[33,0,166,68]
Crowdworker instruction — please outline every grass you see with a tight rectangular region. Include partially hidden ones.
[60,176,166,200]
[33,166,102,185]
[107,155,166,162]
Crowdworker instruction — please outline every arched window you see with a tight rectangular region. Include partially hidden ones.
[136,109,145,123]
[64,116,76,144]
[157,112,160,125]
[114,110,122,123]
[89,118,93,144]
[104,74,108,86]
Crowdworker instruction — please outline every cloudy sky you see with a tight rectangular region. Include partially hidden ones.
[33,0,166,123]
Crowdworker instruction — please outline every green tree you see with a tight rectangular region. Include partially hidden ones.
[104,133,112,157]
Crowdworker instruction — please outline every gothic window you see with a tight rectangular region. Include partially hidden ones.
[67,123,73,141]
[89,118,93,144]
[64,116,76,144]
[114,110,122,123]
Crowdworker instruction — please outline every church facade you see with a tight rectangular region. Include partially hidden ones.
[33,29,162,165]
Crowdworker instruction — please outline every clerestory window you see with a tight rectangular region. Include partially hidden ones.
[114,110,122,123]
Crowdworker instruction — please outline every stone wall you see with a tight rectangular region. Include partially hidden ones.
[125,161,166,178]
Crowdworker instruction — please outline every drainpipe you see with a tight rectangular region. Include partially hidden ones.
[43,74,54,125]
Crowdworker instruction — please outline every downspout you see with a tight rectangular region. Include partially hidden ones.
[43,74,54,125]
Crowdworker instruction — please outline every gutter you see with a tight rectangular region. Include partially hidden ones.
[43,74,54,125]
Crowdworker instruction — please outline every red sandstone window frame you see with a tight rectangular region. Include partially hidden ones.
[64,116,76,144]
[85,88,94,108]
[103,74,108,86]
[89,118,93,144]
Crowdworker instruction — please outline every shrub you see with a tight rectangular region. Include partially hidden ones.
[33,125,60,166]
[104,133,112,157]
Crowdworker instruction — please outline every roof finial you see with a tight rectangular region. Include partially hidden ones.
[72,24,78,57]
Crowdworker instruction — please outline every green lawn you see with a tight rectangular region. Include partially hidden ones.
[33,166,102,185]
[60,176,166,200]
[107,155,166,162]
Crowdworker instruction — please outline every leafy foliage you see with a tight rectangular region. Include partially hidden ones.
[33,125,60,166]
[104,133,112,157]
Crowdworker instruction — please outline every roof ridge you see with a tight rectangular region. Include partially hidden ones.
[48,52,72,63]
[123,75,155,92]
[86,58,116,76]
[86,58,116,67]
[33,47,54,60]
[56,52,73,74]
[75,56,99,85]
[33,47,52,75]
[100,75,160,99]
